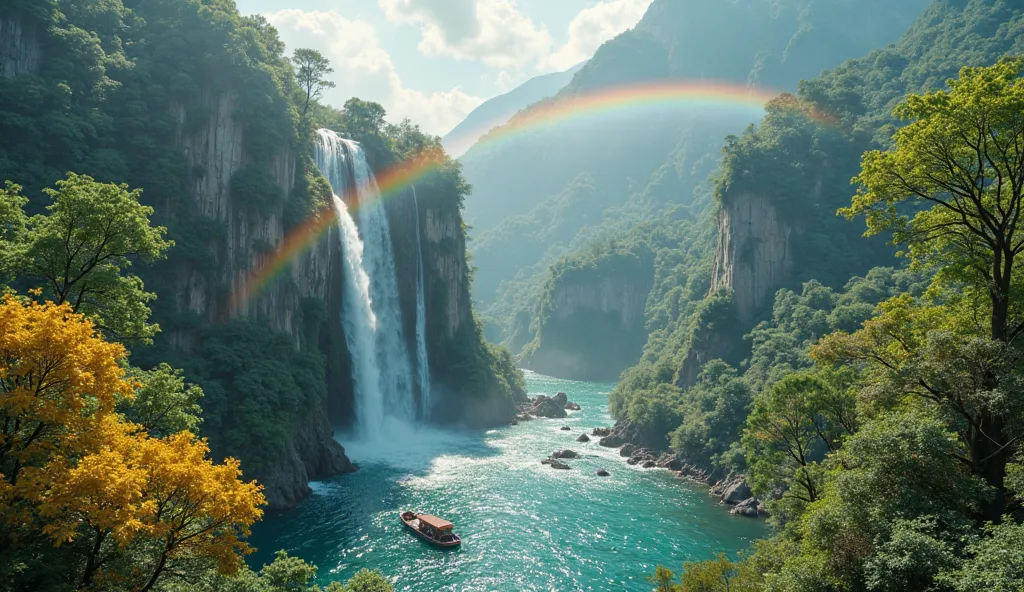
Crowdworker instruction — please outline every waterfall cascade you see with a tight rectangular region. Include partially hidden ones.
[313,129,431,439]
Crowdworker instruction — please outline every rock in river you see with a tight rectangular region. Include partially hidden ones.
[576,434,590,443]
[730,497,761,517]
[552,449,579,459]
[565,402,581,411]
[560,426,571,431]
[592,427,612,437]
[542,458,570,470]
[596,469,610,477]
[619,443,636,457]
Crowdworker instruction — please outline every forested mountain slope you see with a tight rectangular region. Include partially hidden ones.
[478,0,931,379]
[607,0,1024,500]
[0,0,523,511]
[639,1,1024,587]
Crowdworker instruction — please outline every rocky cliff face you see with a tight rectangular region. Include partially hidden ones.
[711,193,794,323]
[0,14,40,78]
[526,267,653,381]
[170,92,351,510]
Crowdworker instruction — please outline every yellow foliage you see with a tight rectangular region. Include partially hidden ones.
[0,294,266,587]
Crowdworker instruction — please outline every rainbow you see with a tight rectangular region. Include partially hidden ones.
[232,80,833,306]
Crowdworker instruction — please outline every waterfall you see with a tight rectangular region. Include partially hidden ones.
[412,186,432,418]
[314,129,418,438]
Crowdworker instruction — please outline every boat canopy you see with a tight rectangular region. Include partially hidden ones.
[417,514,454,531]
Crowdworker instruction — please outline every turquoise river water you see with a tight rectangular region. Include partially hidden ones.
[249,372,768,591]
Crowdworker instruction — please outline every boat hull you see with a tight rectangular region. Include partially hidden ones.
[400,512,461,547]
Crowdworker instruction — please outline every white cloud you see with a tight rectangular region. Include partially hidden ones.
[495,70,515,92]
[379,0,553,69]
[540,0,653,72]
[266,9,483,135]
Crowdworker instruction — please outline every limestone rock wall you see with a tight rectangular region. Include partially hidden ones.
[711,193,794,323]
[0,14,41,78]
[170,92,346,510]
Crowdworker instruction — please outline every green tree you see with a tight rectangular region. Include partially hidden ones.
[342,98,388,138]
[9,173,171,342]
[292,48,336,114]
[0,182,29,287]
[650,565,679,592]
[120,363,204,437]
[842,58,1024,519]
[743,374,830,515]
[341,569,394,592]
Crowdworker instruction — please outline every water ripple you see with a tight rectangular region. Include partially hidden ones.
[249,375,768,591]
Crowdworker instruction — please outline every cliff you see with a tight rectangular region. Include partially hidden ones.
[710,193,795,324]
[170,92,354,510]
[0,13,40,77]
[524,249,654,381]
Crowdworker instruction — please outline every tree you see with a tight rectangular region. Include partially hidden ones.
[650,565,679,592]
[342,569,394,592]
[0,294,265,591]
[342,98,388,138]
[292,49,335,114]
[9,174,172,342]
[120,363,204,437]
[742,374,830,514]
[0,182,28,287]
[842,58,1024,519]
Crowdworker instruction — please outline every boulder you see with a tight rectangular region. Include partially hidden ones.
[626,457,640,465]
[527,395,568,419]
[720,479,752,505]
[541,458,570,470]
[656,454,683,471]
[560,426,571,431]
[576,434,591,443]
[552,392,568,406]
[642,460,657,468]
[552,449,579,459]
[598,435,625,447]
[619,443,636,457]
[592,427,612,437]
[730,497,760,517]
[596,469,610,477]
[565,402,581,411]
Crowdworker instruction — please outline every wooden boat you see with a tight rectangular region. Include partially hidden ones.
[400,511,462,547]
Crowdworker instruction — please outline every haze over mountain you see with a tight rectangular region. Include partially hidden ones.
[464,0,932,361]
[442,62,586,157]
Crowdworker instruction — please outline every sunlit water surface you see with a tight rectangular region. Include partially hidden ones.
[248,372,768,591]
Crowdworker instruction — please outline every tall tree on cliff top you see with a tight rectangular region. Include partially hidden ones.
[292,48,336,114]
[838,57,1024,521]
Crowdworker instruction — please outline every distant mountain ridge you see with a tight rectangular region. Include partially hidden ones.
[463,0,932,362]
[442,63,585,157]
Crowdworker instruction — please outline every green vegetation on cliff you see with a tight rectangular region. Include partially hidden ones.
[469,0,932,364]
[640,15,1024,589]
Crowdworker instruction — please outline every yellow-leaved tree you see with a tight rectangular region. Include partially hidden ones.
[0,294,265,591]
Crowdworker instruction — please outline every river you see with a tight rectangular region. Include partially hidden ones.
[248,372,768,591]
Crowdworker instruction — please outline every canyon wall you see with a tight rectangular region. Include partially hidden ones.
[525,255,654,381]
[170,92,353,509]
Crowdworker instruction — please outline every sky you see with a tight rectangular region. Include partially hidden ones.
[234,0,654,136]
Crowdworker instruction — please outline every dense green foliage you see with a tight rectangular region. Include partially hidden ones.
[644,16,1024,589]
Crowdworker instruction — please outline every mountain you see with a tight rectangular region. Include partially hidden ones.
[607,0,1024,446]
[467,0,931,378]
[442,63,585,157]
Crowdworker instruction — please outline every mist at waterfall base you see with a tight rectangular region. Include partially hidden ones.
[248,373,768,591]
[314,129,431,440]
